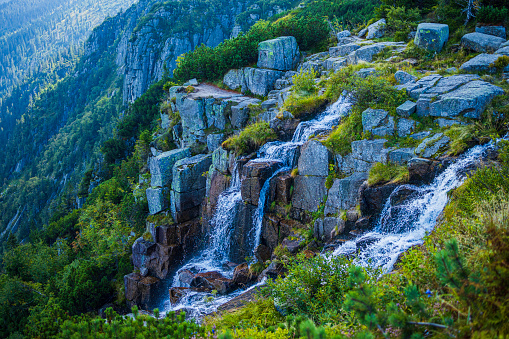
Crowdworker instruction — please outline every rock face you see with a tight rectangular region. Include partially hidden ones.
[171,154,212,223]
[397,101,417,117]
[414,23,449,52]
[415,133,450,158]
[347,42,404,64]
[461,32,505,53]
[146,188,169,215]
[360,183,398,219]
[476,26,506,39]
[429,80,504,119]
[124,273,160,309]
[314,217,344,241]
[460,53,509,73]
[324,172,368,215]
[329,43,361,57]
[292,176,327,212]
[362,108,394,137]
[394,70,417,85]
[297,140,330,176]
[408,157,440,184]
[150,148,191,187]
[397,118,415,137]
[336,139,389,175]
[223,67,284,96]
[257,36,300,71]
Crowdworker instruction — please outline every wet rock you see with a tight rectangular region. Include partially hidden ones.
[212,146,229,174]
[388,148,415,164]
[414,23,449,52]
[291,175,327,212]
[396,101,417,117]
[233,263,255,285]
[258,262,287,281]
[360,183,399,218]
[230,202,256,263]
[298,140,331,176]
[169,287,189,305]
[178,269,195,285]
[314,217,345,241]
[146,187,169,215]
[206,169,230,212]
[366,19,386,39]
[397,118,415,137]
[476,26,506,39]
[124,273,160,309]
[257,36,300,71]
[461,32,505,53]
[273,171,294,205]
[407,157,440,184]
[241,160,282,205]
[460,53,509,74]
[355,217,371,230]
[149,148,191,187]
[394,70,417,85]
[190,271,236,294]
[362,108,394,137]
[324,172,368,216]
[270,116,300,141]
[132,238,157,270]
[429,80,504,119]
[254,244,272,263]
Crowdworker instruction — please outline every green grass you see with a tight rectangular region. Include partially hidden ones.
[368,162,409,186]
[222,122,276,155]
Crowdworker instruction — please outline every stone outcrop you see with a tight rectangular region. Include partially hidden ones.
[297,140,330,176]
[223,68,284,96]
[415,133,450,158]
[241,160,282,205]
[324,172,368,215]
[149,148,191,188]
[362,108,394,137]
[124,273,160,309]
[394,70,417,85]
[460,53,509,73]
[146,188,168,215]
[336,139,389,175]
[396,101,417,117]
[461,32,505,53]
[414,23,449,52]
[171,154,212,223]
[346,42,404,64]
[257,36,300,71]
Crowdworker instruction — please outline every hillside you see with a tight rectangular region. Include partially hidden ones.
[0,0,509,338]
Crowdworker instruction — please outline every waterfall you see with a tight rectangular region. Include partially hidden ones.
[162,95,352,317]
[332,141,496,272]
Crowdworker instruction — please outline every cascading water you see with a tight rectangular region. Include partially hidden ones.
[332,141,497,272]
[162,95,352,318]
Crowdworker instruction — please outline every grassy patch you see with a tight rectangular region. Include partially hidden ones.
[282,94,328,119]
[368,161,409,186]
[222,122,276,156]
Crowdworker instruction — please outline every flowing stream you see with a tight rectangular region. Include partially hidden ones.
[161,96,352,318]
[332,141,496,272]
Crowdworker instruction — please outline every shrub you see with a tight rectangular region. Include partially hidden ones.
[477,5,509,24]
[282,94,328,119]
[368,161,409,186]
[385,6,421,41]
[490,55,509,72]
[222,122,276,155]
[292,69,318,95]
[323,109,363,155]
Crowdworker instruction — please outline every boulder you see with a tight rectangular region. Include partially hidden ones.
[224,68,284,96]
[410,131,431,140]
[402,74,442,100]
[233,263,255,286]
[461,32,505,52]
[396,101,417,117]
[329,43,361,57]
[124,273,160,309]
[281,234,305,254]
[362,108,394,137]
[169,287,189,306]
[298,140,330,176]
[476,26,506,39]
[291,175,327,212]
[408,157,440,184]
[178,269,195,286]
[257,36,300,71]
[323,56,348,71]
[337,154,372,174]
[414,23,449,52]
[388,148,415,164]
[146,188,169,215]
[336,30,351,40]
[132,238,157,271]
[270,116,300,141]
[460,53,509,74]
[416,94,434,117]
[347,42,403,64]
[254,244,272,263]
[190,271,236,294]
[366,19,386,39]
[415,133,450,158]
[207,134,224,152]
[397,118,415,137]
[394,70,417,85]
[258,262,288,281]
[429,80,504,119]
[424,74,480,96]
[149,148,191,187]
[241,160,282,205]
[171,154,212,223]
[261,99,278,110]
[496,46,509,56]
[324,172,368,215]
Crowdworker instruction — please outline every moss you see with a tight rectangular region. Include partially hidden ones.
[368,162,409,186]
[222,122,276,155]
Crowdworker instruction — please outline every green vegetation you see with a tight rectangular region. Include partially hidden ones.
[222,122,277,155]
[368,162,409,186]
[282,69,329,119]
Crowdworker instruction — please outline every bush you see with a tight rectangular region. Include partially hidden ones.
[477,5,509,24]
[222,122,276,155]
[323,109,363,155]
[385,6,420,41]
[282,94,329,119]
[368,162,409,186]
[292,69,318,95]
